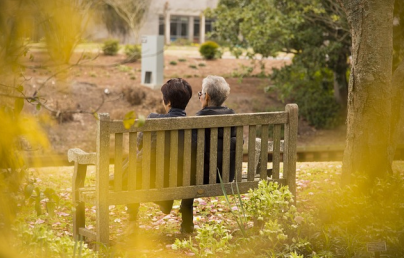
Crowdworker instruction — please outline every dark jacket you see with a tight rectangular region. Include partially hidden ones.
[136,108,186,189]
[137,108,186,150]
[193,106,237,184]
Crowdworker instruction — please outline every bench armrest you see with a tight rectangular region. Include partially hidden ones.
[68,148,96,165]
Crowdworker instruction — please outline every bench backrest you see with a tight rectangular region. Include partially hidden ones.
[94,104,297,205]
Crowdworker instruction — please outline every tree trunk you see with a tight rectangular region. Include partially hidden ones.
[340,0,395,186]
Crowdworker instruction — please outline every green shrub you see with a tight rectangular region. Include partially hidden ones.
[270,61,343,129]
[199,41,220,60]
[124,44,141,62]
[13,223,95,257]
[245,181,297,228]
[189,64,197,69]
[169,61,177,65]
[178,58,187,62]
[173,181,313,257]
[173,222,232,256]
[102,39,120,56]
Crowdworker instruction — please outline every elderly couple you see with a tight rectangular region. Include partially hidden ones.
[124,75,236,234]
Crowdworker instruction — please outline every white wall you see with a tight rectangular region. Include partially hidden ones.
[86,0,218,44]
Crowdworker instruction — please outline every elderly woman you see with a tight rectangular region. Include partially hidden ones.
[112,78,193,222]
[180,75,237,233]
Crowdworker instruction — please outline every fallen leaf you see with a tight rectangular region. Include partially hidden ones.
[35,219,45,224]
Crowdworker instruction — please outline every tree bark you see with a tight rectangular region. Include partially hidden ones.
[340,0,395,186]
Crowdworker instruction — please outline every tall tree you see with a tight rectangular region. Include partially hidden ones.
[208,0,351,128]
[338,0,404,186]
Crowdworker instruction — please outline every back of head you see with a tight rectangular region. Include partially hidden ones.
[161,78,193,109]
[202,75,230,107]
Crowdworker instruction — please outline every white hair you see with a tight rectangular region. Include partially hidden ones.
[202,75,230,107]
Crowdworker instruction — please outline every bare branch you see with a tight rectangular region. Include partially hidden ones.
[36,51,97,93]
[102,0,151,39]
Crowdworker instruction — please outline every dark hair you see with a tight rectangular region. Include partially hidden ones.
[161,78,192,109]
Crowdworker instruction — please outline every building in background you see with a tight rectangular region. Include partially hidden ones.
[141,0,218,44]
[90,0,218,44]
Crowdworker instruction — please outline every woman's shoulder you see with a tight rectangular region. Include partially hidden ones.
[148,108,186,118]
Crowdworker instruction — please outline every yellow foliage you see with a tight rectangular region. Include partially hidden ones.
[0,108,49,168]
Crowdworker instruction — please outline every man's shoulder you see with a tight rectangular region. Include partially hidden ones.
[196,106,235,116]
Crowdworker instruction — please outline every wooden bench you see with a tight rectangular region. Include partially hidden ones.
[67,104,298,247]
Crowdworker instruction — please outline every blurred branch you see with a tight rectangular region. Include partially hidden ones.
[0,92,106,115]
[35,51,98,92]
[36,94,106,115]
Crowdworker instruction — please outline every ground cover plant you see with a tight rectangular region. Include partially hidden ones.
[3,161,404,257]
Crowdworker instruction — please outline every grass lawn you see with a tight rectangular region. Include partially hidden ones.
[6,161,404,257]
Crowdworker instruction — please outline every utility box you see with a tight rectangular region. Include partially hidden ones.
[141,35,164,89]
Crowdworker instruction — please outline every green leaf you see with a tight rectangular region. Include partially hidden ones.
[44,188,55,199]
[46,201,56,217]
[36,103,41,111]
[24,183,35,199]
[135,115,145,127]
[35,199,42,216]
[14,98,24,116]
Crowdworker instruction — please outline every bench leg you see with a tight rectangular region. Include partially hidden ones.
[72,163,87,240]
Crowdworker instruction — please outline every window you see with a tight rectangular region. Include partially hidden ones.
[170,16,189,41]
[159,15,164,35]
[193,18,214,42]
[194,18,200,42]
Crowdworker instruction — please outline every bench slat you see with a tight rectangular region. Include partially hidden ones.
[247,125,256,181]
[196,128,205,185]
[114,133,123,192]
[183,129,192,186]
[272,124,281,179]
[284,104,298,197]
[235,126,243,182]
[222,127,231,183]
[260,125,269,180]
[79,228,96,241]
[169,130,178,187]
[155,131,165,189]
[127,133,137,191]
[96,113,110,245]
[142,132,151,190]
[81,179,286,205]
[109,112,288,133]
[209,128,218,184]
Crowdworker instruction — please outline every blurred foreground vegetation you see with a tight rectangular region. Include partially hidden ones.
[2,162,404,257]
[1,1,404,257]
